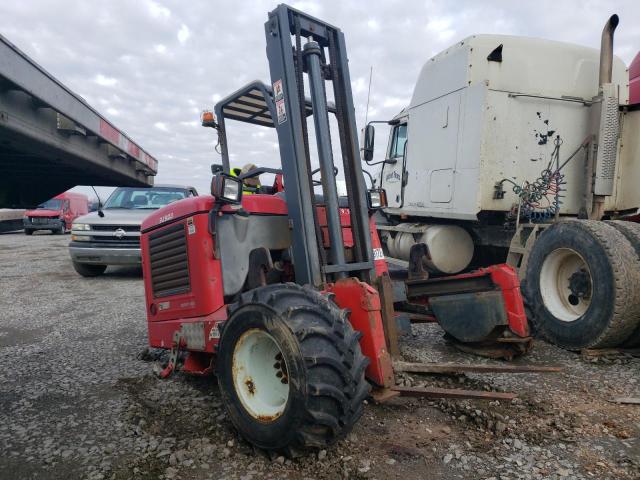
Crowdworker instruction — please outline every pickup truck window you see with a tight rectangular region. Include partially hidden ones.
[104,187,190,210]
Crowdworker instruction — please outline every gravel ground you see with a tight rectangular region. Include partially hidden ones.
[1,231,639,480]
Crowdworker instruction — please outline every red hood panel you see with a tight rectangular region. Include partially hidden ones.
[26,209,60,217]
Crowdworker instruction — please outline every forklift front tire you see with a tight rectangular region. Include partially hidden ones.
[216,283,370,456]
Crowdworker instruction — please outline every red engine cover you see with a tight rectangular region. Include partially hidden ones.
[141,196,226,350]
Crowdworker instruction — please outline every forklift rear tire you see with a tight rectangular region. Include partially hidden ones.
[524,220,640,350]
[217,283,370,456]
[72,262,107,277]
[605,220,640,347]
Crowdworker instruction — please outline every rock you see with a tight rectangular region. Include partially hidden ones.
[386,458,396,465]
[165,467,178,479]
[495,422,507,434]
[222,448,231,458]
[358,459,371,473]
[318,450,327,461]
[513,439,523,450]
[443,454,453,464]
[275,456,285,465]
[441,426,452,434]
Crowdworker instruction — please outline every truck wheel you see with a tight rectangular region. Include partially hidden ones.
[525,220,640,350]
[72,262,107,277]
[24,229,33,236]
[605,220,640,347]
[216,283,370,456]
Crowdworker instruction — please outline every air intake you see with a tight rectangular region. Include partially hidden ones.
[148,223,190,298]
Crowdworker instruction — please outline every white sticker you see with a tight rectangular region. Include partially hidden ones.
[187,217,195,235]
[373,248,385,261]
[158,301,170,311]
[276,98,287,124]
[208,323,221,340]
[273,79,284,100]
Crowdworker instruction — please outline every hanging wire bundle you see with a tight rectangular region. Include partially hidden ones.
[499,136,589,222]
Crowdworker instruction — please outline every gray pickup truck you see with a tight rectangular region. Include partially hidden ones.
[69,185,198,277]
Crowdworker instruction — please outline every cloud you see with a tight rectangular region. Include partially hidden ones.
[94,74,118,87]
[147,0,170,20]
[1,0,638,196]
[177,24,190,44]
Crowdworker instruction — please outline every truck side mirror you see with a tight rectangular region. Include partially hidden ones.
[211,164,224,174]
[363,124,375,162]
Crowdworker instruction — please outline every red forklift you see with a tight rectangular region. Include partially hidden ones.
[139,4,542,455]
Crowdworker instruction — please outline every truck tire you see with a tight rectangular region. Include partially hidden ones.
[605,220,640,347]
[24,229,33,236]
[524,220,640,350]
[216,283,370,456]
[72,262,107,277]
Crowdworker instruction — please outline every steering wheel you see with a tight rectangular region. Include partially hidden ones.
[311,166,339,186]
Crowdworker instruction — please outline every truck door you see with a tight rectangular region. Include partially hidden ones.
[381,123,407,207]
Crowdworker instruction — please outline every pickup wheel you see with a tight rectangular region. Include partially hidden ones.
[72,262,107,277]
[217,283,370,457]
[525,220,640,349]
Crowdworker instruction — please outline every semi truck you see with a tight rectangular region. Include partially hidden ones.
[368,15,640,350]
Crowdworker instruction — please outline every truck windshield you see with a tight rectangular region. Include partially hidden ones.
[37,199,63,210]
[104,187,190,209]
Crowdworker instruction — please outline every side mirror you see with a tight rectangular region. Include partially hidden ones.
[363,124,375,162]
[211,164,224,175]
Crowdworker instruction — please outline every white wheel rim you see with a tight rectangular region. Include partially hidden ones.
[539,248,592,322]
[232,328,290,422]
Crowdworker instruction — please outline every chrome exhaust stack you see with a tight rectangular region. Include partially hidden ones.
[584,14,621,219]
[599,14,619,87]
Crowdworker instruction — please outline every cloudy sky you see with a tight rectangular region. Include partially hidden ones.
[1,0,639,197]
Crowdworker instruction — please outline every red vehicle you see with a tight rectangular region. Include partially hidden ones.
[138,6,534,456]
[23,192,89,235]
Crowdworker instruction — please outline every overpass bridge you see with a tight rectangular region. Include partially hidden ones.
[0,34,158,208]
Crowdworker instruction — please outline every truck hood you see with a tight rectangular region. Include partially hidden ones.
[26,209,60,217]
[74,208,156,226]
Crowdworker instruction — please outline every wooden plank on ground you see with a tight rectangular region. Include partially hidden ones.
[393,361,562,374]
[392,386,516,400]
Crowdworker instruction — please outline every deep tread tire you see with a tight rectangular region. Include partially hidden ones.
[216,283,370,455]
[72,262,107,277]
[524,220,640,349]
[605,220,640,347]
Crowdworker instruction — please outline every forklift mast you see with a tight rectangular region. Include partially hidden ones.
[261,4,374,287]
